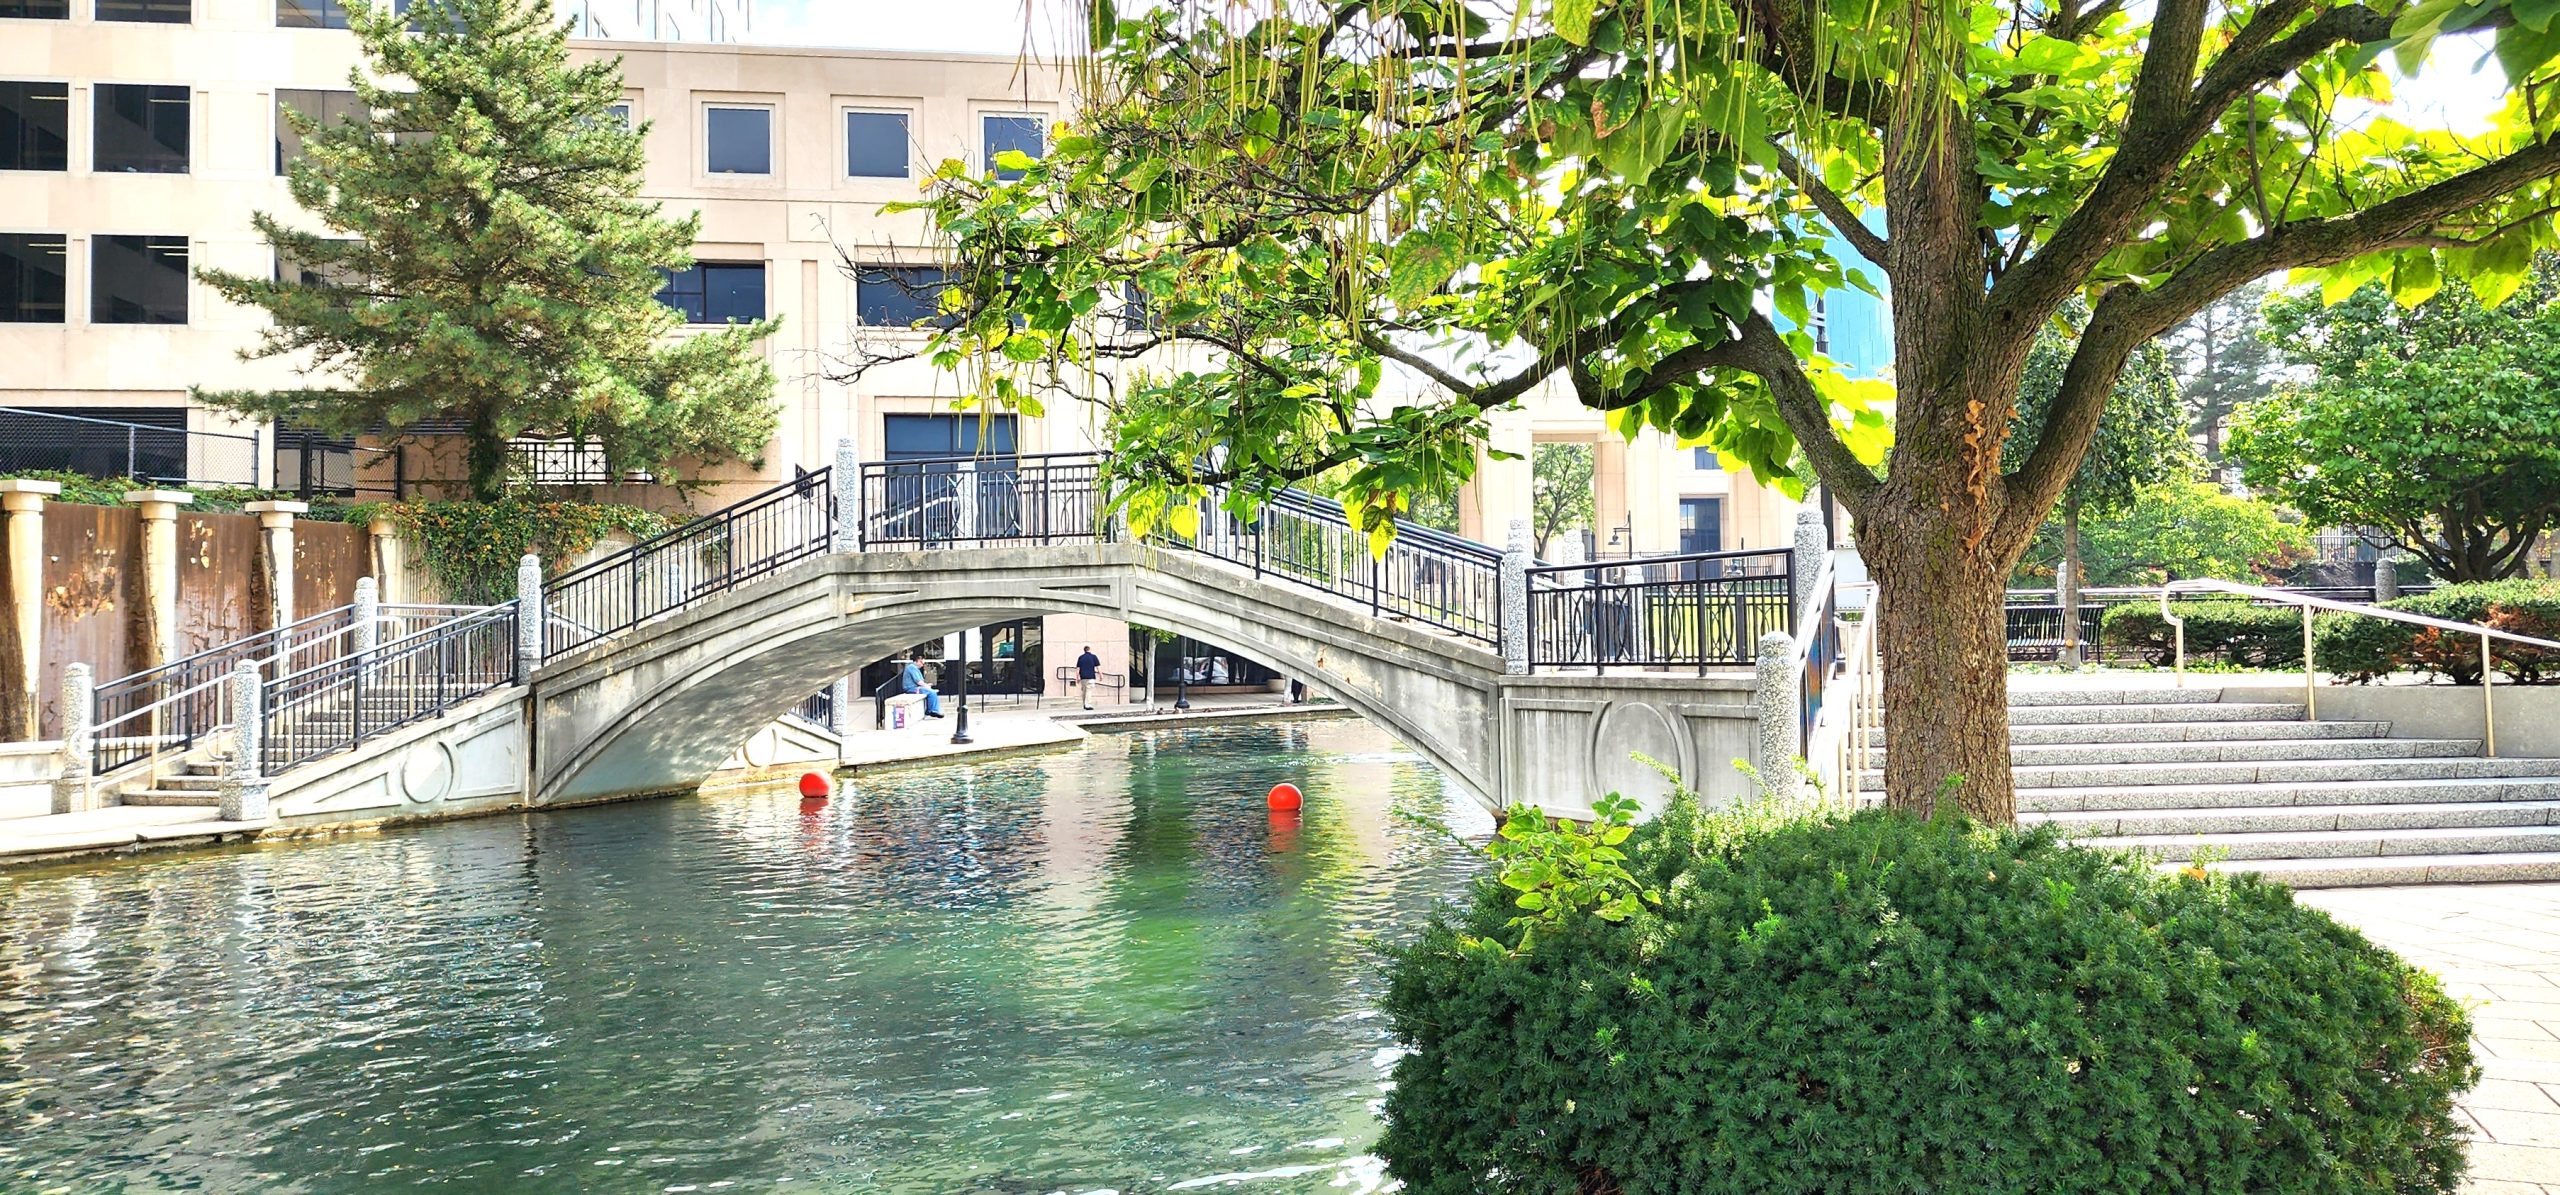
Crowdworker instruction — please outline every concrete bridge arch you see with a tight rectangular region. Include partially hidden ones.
[530,543,1515,808]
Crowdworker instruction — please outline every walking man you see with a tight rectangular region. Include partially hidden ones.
[1075,645,1103,711]
[901,649,944,718]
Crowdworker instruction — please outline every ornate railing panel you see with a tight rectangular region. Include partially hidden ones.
[1525,549,1793,672]
[545,469,834,658]
[262,606,518,775]
[858,452,1103,550]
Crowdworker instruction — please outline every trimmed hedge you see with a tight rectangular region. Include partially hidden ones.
[2101,599,2306,668]
[2315,580,2560,685]
[1380,804,2477,1194]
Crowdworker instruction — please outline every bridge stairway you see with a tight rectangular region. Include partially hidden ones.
[1858,686,2560,887]
[115,750,229,808]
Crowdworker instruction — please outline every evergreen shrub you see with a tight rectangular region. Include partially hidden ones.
[1379,803,2476,1194]
[2314,581,2560,684]
[2101,599,2305,667]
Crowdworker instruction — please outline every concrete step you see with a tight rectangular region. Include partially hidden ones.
[1861,755,2560,792]
[2006,720,2376,746]
[2031,799,2560,838]
[119,789,224,807]
[2003,702,2307,726]
[2007,688,2229,707]
[2021,775,2560,812]
[2203,853,2560,888]
[156,774,221,791]
[1870,737,2484,769]
[2088,823,2560,862]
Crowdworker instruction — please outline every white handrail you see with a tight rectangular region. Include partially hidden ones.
[1804,581,1880,803]
[2158,578,2560,757]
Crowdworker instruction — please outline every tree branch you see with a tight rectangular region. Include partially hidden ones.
[1772,144,1891,267]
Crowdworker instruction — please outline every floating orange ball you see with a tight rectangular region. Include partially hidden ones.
[798,772,833,798]
[1266,782,1303,812]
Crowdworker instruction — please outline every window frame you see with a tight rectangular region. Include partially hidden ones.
[0,0,70,19]
[90,233,190,326]
[978,110,1045,181]
[0,230,71,324]
[841,106,911,180]
[94,0,189,22]
[275,88,360,175]
[700,101,774,177]
[853,263,955,330]
[0,78,72,173]
[274,0,352,27]
[655,260,766,326]
[92,82,191,175]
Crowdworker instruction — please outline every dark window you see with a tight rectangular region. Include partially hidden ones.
[882,413,1016,460]
[96,0,187,20]
[845,110,906,178]
[274,239,363,293]
[855,264,951,328]
[1678,497,1722,556]
[705,105,769,174]
[0,81,69,171]
[604,102,631,127]
[981,114,1042,180]
[0,1,69,18]
[276,88,360,174]
[655,262,764,324]
[0,233,68,323]
[274,0,348,23]
[1692,447,1721,471]
[92,235,188,324]
[95,84,189,174]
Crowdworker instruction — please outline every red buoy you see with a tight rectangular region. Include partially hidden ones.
[1265,782,1303,812]
[799,771,833,798]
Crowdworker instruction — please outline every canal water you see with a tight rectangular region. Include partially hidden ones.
[0,720,1490,1193]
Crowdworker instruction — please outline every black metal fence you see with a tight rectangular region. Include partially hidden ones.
[857,452,1103,549]
[545,469,834,657]
[261,606,517,775]
[1526,549,1793,671]
[0,405,263,487]
[1184,488,1505,645]
[89,604,362,775]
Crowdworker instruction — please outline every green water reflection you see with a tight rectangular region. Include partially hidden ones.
[0,719,1488,1193]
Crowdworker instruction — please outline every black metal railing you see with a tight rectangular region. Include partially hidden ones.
[857,452,1104,549]
[261,605,517,775]
[1526,549,1793,672]
[1182,487,1505,645]
[790,686,835,729]
[90,603,363,775]
[545,469,834,657]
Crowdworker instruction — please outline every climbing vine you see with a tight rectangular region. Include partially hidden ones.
[354,498,669,603]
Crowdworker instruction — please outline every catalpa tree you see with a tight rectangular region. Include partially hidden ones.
[851,0,2560,819]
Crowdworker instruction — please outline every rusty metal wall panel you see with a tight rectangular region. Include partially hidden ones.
[37,503,141,738]
[295,520,368,617]
[177,511,265,661]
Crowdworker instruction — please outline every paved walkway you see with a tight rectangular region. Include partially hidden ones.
[2304,885,2560,1192]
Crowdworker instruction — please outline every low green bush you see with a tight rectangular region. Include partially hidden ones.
[352,498,670,603]
[2100,599,2305,668]
[2315,580,2560,684]
[0,469,362,520]
[1380,802,2476,1194]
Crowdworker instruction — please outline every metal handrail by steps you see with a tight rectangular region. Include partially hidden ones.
[260,603,520,775]
[2160,578,2560,756]
[1802,582,1880,803]
[89,602,366,778]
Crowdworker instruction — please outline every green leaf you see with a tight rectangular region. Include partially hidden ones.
[2013,35,2082,74]
[1553,0,1595,45]
[993,149,1036,172]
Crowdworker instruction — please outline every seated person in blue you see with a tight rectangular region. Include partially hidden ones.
[900,649,945,718]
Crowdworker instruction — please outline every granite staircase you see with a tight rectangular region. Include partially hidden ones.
[1865,686,2560,887]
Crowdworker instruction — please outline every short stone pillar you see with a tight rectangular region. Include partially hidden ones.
[514,554,543,683]
[368,515,406,603]
[1500,517,1533,676]
[2375,556,2400,602]
[50,664,96,814]
[218,661,270,823]
[1791,507,1827,619]
[124,489,196,671]
[351,575,380,659]
[244,500,309,632]
[0,478,60,741]
[1752,630,1802,801]
[832,437,861,552]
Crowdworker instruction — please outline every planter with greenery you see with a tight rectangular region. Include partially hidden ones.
[1380,797,2476,1193]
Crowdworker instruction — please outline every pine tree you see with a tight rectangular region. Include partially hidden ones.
[2165,283,2278,474]
[197,0,778,500]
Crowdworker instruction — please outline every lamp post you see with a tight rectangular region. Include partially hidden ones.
[950,630,974,744]
[1173,634,1191,710]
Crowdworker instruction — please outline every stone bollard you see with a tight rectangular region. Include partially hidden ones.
[1792,507,1827,618]
[833,436,861,552]
[351,575,379,659]
[218,661,271,823]
[50,664,96,815]
[1501,517,1533,676]
[515,554,543,683]
[1753,630,1802,801]
[829,674,855,763]
[2375,556,2400,602]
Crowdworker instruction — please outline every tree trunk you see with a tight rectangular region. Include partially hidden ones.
[1862,527,2017,822]
[2062,496,2083,661]
[467,409,507,502]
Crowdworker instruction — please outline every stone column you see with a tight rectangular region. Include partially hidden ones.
[218,660,270,823]
[1753,629,1802,801]
[244,500,308,632]
[833,436,861,552]
[515,554,543,683]
[0,478,59,741]
[123,489,196,671]
[2374,556,2400,602]
[1791,506,1827,620]
[1501,517,1533,676]
[351,575,379,660]
[50,664,95,814]
[368,515,405,604]
[829,674,855,763]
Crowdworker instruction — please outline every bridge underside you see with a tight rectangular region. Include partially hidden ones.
[529,544,1762,815]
